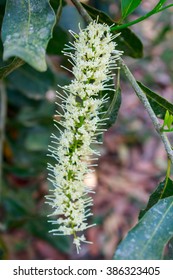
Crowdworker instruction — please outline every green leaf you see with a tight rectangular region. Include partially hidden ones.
[2,196,30,229]
[1,0,56,71]
[17,100,55,125]
[117,27,143,58]
[163,110,170,127]
[139,178,173,219]
[47,26,68,55]
[82,2,143,58]
[103,87,121,129]
[0,0,6,5]
[6,64,55,99]
[121,0,142,19]
[28,217,70,253]
[167,115,173,130]
[48,0,67,52]
[114,196,173,260]
[50,0,66,13]
[138,82,173,119]
[82,3,113,25]
[3,197,28,218]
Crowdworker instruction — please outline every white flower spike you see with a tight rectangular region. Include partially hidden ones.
[46,21,122,253]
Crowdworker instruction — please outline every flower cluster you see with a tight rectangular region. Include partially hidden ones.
[46,21,122,253]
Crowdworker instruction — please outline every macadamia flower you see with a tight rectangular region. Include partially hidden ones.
[46,21,122,253]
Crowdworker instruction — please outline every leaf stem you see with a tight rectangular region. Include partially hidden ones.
[0,82,7,199]
[119,58,173,164]
[71,0,92,23]
[0,57,24,80]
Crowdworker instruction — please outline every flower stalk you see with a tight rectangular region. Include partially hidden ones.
[46,21,122,253]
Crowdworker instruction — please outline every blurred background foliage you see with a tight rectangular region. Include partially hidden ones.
[0,0,173,259]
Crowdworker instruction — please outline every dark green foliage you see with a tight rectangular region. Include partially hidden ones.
[139,178,173,219]
[103,87,121,129]
[47,26,69,55]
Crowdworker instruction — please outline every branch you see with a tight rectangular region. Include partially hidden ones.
[71,0,92,24]
[0,82,7,197]
[0,57,24,80]
[119,58,173,163]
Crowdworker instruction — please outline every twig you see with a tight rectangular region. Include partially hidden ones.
[0,57,24,80]
[119,58,173,163]
[0,82,7,197]
[71,0,92,24]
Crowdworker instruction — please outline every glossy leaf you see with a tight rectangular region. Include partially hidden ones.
[114,196,173,260]
[138,82,173,119]
[1,0,56,71]
[139,178,173,219]
[117,27,143,58]
[121,0,142,19]
[82,3,143,58]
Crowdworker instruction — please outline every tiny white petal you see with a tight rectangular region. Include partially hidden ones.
[47,20,122,253]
